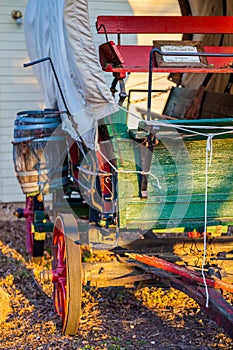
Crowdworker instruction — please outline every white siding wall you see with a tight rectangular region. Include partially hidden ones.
[0,0,44,203]
[0,0,180,203]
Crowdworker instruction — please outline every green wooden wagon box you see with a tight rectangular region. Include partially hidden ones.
[103,109,233,236]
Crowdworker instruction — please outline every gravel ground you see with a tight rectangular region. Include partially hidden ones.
[0,203,233,349]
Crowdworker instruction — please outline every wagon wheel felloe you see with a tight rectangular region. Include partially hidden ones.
[52,214,82,335]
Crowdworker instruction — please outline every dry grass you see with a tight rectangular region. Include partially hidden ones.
[0,217,233,349]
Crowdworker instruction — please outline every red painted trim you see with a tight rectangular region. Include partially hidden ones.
[97,16,233,34]
[100,45,233,73]
[132,254,233,293]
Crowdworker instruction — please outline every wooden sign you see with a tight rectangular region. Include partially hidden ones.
[153,40,208,67]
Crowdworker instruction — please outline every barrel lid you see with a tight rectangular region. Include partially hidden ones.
[17,109,66,117]
[15,116,61,124]
[14,122,61,130]
[17,110,45,117]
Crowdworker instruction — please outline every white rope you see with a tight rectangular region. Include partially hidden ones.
[120,105,233,132]
[202,134,214,308]
[97,147,162,190]
[206,134,213,166]
[78,166,112,177]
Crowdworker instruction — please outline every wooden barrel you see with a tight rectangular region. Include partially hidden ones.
[13,110,68,195]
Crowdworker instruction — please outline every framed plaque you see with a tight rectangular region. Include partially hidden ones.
[153,40,208,67]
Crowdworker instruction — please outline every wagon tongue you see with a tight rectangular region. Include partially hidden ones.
[127,253,233,339]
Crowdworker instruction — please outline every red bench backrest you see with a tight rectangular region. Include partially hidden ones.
[96,16,233,34]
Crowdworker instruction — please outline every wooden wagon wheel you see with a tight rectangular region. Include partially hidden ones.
[52,213,82,335]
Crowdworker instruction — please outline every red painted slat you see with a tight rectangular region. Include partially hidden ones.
[101,45,233,73]
[97,16,233,34]
[130,254,233,293]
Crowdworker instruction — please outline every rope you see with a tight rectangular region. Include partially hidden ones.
[95,142,162,190]
[202,134,213,307]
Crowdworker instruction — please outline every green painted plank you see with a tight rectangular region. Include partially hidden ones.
[116,132,233,230]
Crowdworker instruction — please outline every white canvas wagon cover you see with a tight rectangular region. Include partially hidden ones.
[24,0,118,149]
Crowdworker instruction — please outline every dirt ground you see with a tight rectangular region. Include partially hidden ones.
[0,203,233,350]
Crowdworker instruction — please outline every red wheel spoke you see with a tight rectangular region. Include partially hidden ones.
[53,284,62,317]
[52,222,67,321]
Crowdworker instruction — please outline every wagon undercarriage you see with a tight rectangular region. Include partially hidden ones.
[48,212,233,336]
